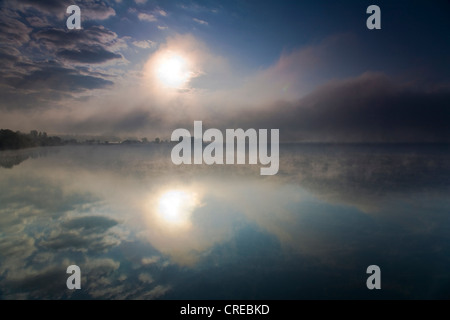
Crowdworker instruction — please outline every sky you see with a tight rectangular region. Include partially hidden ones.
[0,0,449,142]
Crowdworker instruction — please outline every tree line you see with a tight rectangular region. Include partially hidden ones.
[0,129,167,151]
[0,129,63,150]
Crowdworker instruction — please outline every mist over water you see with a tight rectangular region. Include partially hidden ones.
[0,144,449,299]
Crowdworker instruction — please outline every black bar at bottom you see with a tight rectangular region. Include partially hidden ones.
[0,300,434,319]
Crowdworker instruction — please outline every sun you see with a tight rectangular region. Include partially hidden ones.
[157,190,198,227]
[154,52,192,89]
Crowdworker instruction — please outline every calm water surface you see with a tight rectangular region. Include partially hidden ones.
[0,144,449,299]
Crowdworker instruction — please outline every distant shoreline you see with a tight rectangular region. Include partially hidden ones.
[0,129,168,151]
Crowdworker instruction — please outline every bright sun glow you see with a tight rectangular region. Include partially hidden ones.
[155,53,191,89]
[157,190,198,226]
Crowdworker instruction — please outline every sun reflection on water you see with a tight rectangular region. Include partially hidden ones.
[157,189,198,227]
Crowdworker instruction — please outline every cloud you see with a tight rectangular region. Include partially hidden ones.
[1,257,121,299]
[136,7,167,22]
[0,46,21,71]
[179,2,219,14]
[157,9,167,17]
[64,71,449,143]
[138,273,154,284]
[0,11,31,46]
[193,18,208,25]
[138,12,157,22]
[246,72,450,143]
[7,61,113,92]
[41,215,122,252]
[25,16,50,27]
[0,159,182,299]
[57,46,122,63]
[141,256,160,265]
[132,40,156,49]
[84,258,120,277]
[32,26,125,56]
[82,1,116,20]
[7,0,116,20]
[2,265,68,299]
[221,34,361,105]
[62,216,118,232]
[138,285,171,299]
[0,234,36,261]
[0,12,125,109]
[157,25,168,30]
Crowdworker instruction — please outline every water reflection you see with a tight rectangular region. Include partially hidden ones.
[0,148,54,169]
[156,189,199,227]
[0,144,449,299]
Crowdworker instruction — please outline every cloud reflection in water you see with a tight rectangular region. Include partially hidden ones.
[0,144,449,299]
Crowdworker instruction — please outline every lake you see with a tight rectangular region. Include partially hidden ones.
[0,144,449,299]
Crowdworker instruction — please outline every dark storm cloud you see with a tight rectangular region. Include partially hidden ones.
[57,45,122,63]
